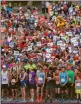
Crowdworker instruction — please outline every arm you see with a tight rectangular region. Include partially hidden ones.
[16,67,18,82]
[53,72,55,80]
[59,73,61,85]
[21,73,26,80]
[8,72,10,84]
[35,74,38,84]
[45,72,48,80]
[19,73,21,80]
[44,72,45,84]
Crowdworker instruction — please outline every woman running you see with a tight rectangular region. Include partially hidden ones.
[45,66,55,103]
[36,66,45,102]
[19,69,27,102]
[10,69,18,100]
[28,67,36,102]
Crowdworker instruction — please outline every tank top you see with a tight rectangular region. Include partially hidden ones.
[29,71,36,84]
[47,69,53,83]
[55,73,59,84]
[37,71,45,84]
[20,73,27,84]
[2,71,8,84]
[60,72,68,84]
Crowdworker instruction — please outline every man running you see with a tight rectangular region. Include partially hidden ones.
[59,67,68,99]
[36,66,45,102]
[1,65,10,101]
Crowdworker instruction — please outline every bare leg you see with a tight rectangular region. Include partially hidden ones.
[12,89,14,98]
[2,89,4,98]
[30,89,34,100]
[37,86,40,97]
[15,89,18,98]
[21,88,23,99]
[22,87,26,99]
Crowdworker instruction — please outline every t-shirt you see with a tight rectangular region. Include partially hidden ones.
[66,70,75,83]
[29,71,36,84]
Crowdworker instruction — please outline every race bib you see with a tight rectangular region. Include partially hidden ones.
[66,32,72,36]
[57,41,63,46]
[71,38,77,43]
[61,78,65,82]
[73,42,78,46]
[29,74,32,81]
[76,83,81,87]
[9,42,14,48]
[38,77,43,81]
[14,51,19,56]
[36,42,41,47]
[46,54,51,58]
[28,46,32,51]
[3,78,6,81]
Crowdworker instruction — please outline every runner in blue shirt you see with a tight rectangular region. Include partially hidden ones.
[59,67,68,99]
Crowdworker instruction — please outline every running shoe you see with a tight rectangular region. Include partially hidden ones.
[39,96,43,102]
[19,98,26,102]
[36,96,40,102]
[1,98,4,102]
[30,98,34,102]
[49,99,53,103]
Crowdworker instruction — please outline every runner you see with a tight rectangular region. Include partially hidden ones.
[10,69,18,100]
[36,65,45,102]
[54,68,60,100]
[59,67,68,99]
[28,67,36,102]
[19,68,27,102]
[1,65,9,101]
[75,73,81,102]
[45,66,55,103]
[66,65,75,99]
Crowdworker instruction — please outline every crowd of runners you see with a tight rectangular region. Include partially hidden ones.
[1,1,81,103]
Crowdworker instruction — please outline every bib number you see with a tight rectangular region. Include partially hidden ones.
[76,83,81,87]
[29,74,32,81]
[3,78,6,81]
[61,78,65,82]
[38,77,43,81]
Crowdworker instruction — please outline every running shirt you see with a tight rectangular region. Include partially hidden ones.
[55,73,59,84]
[47,69,54,83]
[37,70,45,84]
[29,71,36,84]
[60,72,68,84]
[20,73,27,85]
[66,70,75,83]
[1,70,8,84]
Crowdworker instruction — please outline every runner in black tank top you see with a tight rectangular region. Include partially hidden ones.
[10,70,18,100]
[45,66,54,103]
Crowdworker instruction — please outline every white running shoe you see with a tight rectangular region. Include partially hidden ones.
[30,98,34,102]
[1,98,4,101]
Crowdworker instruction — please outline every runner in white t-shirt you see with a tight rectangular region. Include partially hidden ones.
[1,65,9,101]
